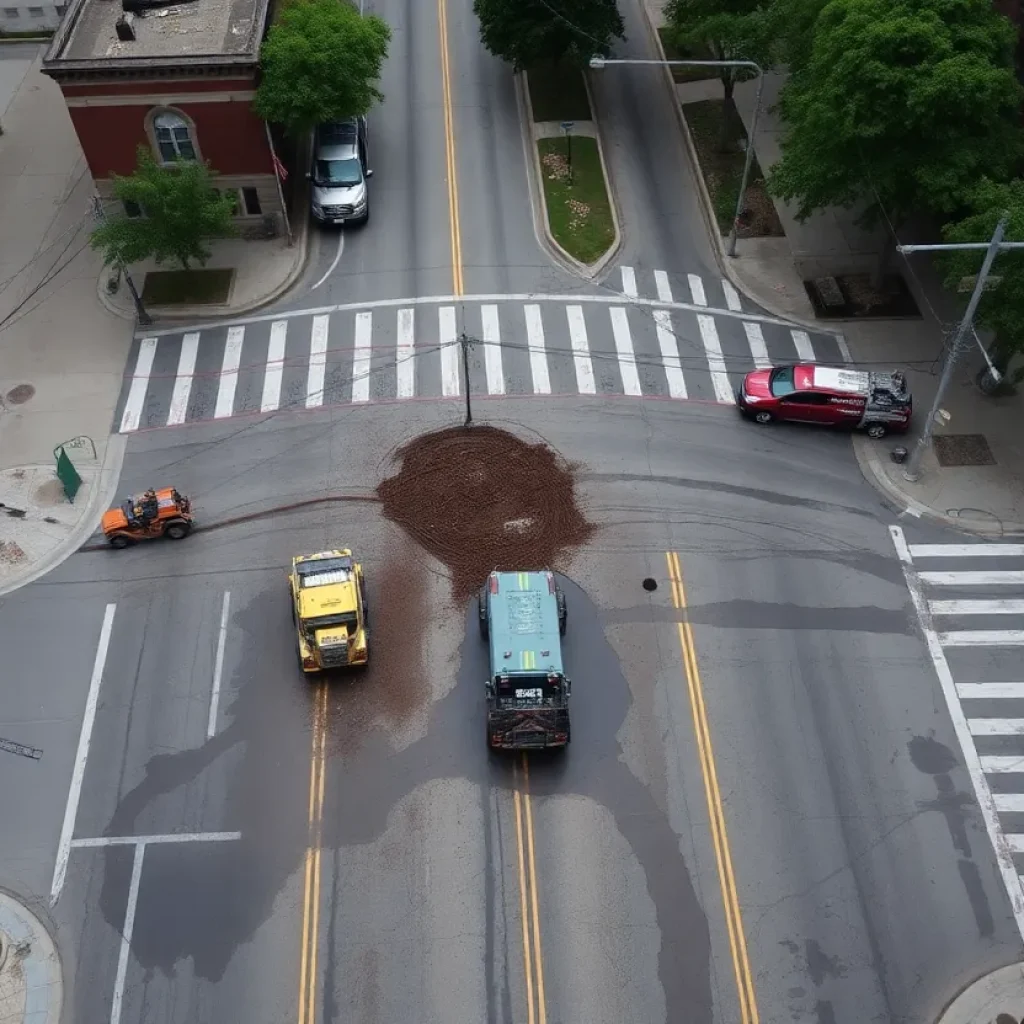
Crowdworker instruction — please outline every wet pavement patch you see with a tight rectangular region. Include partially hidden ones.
[376,425,595,602]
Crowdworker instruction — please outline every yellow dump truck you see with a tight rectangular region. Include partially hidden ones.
[288,549,369,672]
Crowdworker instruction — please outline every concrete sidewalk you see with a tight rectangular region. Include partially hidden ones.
[937,962,1024,1024]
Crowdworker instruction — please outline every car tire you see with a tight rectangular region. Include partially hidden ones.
[754,411,773,425]
[866,423,887,439]
[556,590,567,636]
[478,589,489,639]
[109,534,131,549]
[165,520,190,540]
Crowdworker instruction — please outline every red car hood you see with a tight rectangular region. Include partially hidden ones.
[743,369,772,398]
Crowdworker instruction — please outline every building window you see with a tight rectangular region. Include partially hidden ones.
[2,9,19,18]
[55,4,65,11]
[28,6,44,15]
[123,200,142,218]
[152,111,197,163]
[241,187,262,216]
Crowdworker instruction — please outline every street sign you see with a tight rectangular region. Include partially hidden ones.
[560,121,575,133]
[55,447,82,503]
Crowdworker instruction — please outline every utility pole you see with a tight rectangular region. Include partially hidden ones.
[897,214,1024,481]
[91,195,152,326]
[460,332,473,426]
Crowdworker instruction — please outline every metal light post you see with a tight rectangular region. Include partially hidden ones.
[560,120,575,186]
[589,55,764,257]
[896,216,1024,481]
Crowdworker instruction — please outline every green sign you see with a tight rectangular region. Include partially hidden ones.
[55,447,82,503]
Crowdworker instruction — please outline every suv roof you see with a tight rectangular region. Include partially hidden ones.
[487,571,563,676]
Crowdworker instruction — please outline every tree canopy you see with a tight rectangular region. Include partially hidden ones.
[939,178,1024,375]
[768,0,1023,226]
[472,0,625,70]
[255,0,391,136]
[90,147,237,271]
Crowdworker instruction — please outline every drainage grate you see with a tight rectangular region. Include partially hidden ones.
[933,433,996,467]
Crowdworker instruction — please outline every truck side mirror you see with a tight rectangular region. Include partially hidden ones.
[565,679,572,697]
[485,680,494,697]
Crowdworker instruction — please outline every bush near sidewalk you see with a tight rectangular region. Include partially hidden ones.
[537,137,615,266]
[685,98,783,238]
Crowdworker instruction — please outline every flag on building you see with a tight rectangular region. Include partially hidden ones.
[272,151,289,182]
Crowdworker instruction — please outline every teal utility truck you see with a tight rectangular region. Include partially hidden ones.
[478,570,572,750]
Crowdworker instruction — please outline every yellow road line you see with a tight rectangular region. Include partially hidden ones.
[666,551,759,1024]
[513,781,537,1024]
[298,683,328,1024]
[522,757,547,1024]
[437,0,463,296]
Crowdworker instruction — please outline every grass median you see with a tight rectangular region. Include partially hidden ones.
[537,136,615,266]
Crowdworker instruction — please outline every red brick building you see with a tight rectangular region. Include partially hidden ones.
[41,0,287,230]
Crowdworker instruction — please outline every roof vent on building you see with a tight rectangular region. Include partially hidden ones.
[115,11,136,38]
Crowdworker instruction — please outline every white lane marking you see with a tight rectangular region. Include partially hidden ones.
[110,842,145,1024]
[305,315,329,409]
[620,265,637,298]
[214,327,244,419]
[207,591,231,739]
[352,311,372,403]
[979,756,1024,773]
[995,794,1024,812]
[481,304,504,395]
[51,603,116,905]
[687,274,706,306]
[397,308,415,399]
[742,322,771,370]
[141,291,844,338]
[566,305,595,395]
[524,304,550,395]
[791,329,816,362]
[610,307,642,396]
[310,229,344,291]
[722,279,742,312]
[439,306,460,397]
[119,338,157,433]
[167,333,199,426]
[698,314,733,404]
[921,571,1024,586]
[931,599,1024,615]
[958,683,1024,699]
[654,270,673,303]
[654,309,686,399]
[261,321,287,412]
[939,631,1024,647]
[71,832,242,848]
[911,544,1024,558]
[969,719,1024,736]
[891,524,1024,939]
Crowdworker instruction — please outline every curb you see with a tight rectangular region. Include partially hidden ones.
[935,961,1024,1024]
[0,889,62,1024]
[852,434,1024,538]
[638,1,833,336]
[0,434,126,597]
[517,71,623,281]
[96,212,312,326]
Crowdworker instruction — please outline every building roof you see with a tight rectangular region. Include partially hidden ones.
[43,0,271,76]
[487,571,564,677]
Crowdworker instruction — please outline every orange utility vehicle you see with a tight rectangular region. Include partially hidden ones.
[102,488,194,548]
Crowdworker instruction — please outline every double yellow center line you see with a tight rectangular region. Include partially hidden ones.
[666,552,759,1024]
[437,0,463,296]
[298,683,328,1024]
[513,755,547,1024]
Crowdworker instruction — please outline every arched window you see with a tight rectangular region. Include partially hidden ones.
[152,110,197,163]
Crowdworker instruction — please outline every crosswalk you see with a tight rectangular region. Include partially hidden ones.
[115,268,847,433]
[892,527,1024,934]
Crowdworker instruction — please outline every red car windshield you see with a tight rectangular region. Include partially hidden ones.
[770,367,797,397]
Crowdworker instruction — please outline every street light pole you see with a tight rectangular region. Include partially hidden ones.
[897,215,1024,481]
[460,332,473,426]
[590,56,763,257]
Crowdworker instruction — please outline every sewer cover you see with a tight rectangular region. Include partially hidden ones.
[642,577,658,592]
[933,433,996,467]
[4,384,34,405]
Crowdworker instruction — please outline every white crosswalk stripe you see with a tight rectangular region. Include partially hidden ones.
[893,526,1024,938]
[114,272,848,431]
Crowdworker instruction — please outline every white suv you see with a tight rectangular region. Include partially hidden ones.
[308,117,372,226]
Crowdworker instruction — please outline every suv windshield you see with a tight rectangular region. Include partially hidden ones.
[315,158,362,187]
[769,366,797,397]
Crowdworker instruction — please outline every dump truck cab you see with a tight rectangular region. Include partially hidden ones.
[478,570,571,749]
[289,550,369,673]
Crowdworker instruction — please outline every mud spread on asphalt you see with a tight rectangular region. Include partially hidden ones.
[376,425,595,601]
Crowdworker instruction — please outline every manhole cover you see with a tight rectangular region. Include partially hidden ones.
[642,577,657,591]
[933,433,996,467]
[4,384,34,405]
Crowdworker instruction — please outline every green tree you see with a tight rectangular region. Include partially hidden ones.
[90,147,237,271]
[763,0,828,74]
[768,0,1022,239]
[254,0,391,136]
[664,0,772,148]
[472,0,624,70]
[939,178,1024,379]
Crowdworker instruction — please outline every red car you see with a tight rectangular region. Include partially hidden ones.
[736,364,911,439]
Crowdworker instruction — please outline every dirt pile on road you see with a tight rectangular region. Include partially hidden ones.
[376,425,594,602]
